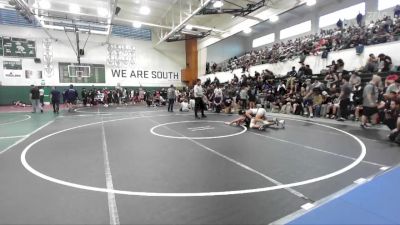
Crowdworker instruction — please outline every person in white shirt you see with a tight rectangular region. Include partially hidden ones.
[194,79,206,119]
[214,85,223,113]
[214,86,223,98]
[225,108,285,130]
[39,87,45,107]
[180,99,189,112]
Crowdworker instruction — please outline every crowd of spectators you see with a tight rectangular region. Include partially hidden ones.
[191,55,400,144]
[206,13,400,74]
[56,86,191,110]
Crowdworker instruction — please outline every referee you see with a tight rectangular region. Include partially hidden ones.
[194,79,206,119]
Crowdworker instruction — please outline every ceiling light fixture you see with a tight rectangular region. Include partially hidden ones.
[269,15,279,22]
[69,3,80,13]
[185,24,193,30]
[40,0,51,10]
[97,8,109,17]
[306,0,316,6]
[133,21,142,28]
[213,0,223,8]
[243,27,252,34]
[139,5,150,15]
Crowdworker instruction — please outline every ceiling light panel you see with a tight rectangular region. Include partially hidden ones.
[97,8,109,17]
[213,0,223,8]
[40,0,51,10]
[133,21,142,28]
[69,3,80,13]
[140,5,150,15]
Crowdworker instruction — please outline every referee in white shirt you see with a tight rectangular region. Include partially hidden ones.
[194,79,206,119]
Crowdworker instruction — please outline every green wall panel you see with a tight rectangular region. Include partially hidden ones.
[0,86,164,105]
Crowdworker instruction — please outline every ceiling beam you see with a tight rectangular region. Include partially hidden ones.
[31,6,107,19]
[105,0,118,44]
[114,18,172,29]
[158,0,179,27]
[14,0,57,40]
[155,0,212,46]
[244,15,264,22]
[189,24,225,33]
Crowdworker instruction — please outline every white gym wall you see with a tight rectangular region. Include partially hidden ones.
[0,24,186,87]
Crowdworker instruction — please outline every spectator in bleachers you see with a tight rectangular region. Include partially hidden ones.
[326,91,341,119]
[384,75,399,98]
[337,76,352,121]
[198,13,400,144]
[350,72,362,87]
[216,14,400,73]
[324,71,339,90]
[365,54,379,72]
[311,90,323,117]
[384,97,399,140]
[378,53,393,72]
[361,75,382,128]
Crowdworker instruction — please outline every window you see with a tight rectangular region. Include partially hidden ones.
[252,33,275,48]
[280,21,311,40]
[319,3,365,28]
[378,0,400,11]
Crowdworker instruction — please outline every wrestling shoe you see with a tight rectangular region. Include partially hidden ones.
[278,120,285,128]
[259,124,268,131]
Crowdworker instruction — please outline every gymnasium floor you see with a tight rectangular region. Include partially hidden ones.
[0,105,399,225]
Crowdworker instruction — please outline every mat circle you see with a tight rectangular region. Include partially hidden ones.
[21,115,367,197]
[150,121,247,140]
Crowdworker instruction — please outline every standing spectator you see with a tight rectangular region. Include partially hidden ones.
[395,5,400,18]
[239,86,249,110]
[81,88,88,106]
[212,62,217,73]
[50,87,61,114]
[66,84,78,112]
[356,12,363,27]
[39,87,45,108]
[30,85,42,113]
[286,67,297,93]
[167,84,176,112]
[361,75,381,127]
[214,85,223,113]
[337,77,352,121]
[337,19,344,29]
[248,85,257,109]
[194,79,206,119]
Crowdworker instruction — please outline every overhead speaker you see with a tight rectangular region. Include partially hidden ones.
[34,58,41,63]
[115,6,121,16]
